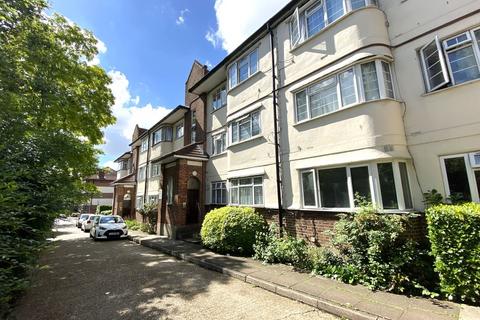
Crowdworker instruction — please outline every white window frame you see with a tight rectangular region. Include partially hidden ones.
[229,111,261,144]
[175,123,184,140]
[440,153,480,203]
[212,131,227,155]
[294,59,394,123]
[148,195,159,204]
[138,166,146,181]
[152,127,173,145]
[212,84,227,111]
[443,30,480,86]
[150,163,161,178]
[135,196,144,210]
[229,176,264,206]
[228,48,259,90]
[140,138,148,153]
[211,181,227,205]
[300,169,319,208]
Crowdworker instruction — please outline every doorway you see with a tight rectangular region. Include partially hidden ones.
[186,177,200,225]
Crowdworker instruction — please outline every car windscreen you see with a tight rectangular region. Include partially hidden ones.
[80,214,88,219]
[99,216,124,224]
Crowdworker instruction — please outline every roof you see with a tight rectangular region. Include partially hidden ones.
[189,0,304,94]
[113,151,132,163]
[112,172,136,185]
[152,142,209,163]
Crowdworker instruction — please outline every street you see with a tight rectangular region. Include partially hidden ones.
[11,220,337,320]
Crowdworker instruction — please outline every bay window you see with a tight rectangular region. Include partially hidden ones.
[290,0,378,48]
[230,111,261,144]
[440,152,480,203]
[229,176,263,206]
[295,60,395,122]
[211,181,227,204]
[212,132,226,155]
[212,85,227,111]
[420,27,480,92]
[228,48,259,89]
[175,123,184,139]
[152,127,173,144]
[140,138,148,152]
[300,161,413,210]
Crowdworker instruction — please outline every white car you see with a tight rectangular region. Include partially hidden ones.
[81,214,99,232]
[76,214,90,228]
[90,215,128,240]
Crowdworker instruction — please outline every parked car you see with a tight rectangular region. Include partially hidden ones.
[76,214,90,228]
[81,214,99,232]
[90,215,128,240]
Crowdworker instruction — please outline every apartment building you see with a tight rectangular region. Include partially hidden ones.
[187,0,480,243]
[82,168,117,213]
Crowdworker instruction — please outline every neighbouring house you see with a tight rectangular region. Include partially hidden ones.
[117,0,480,242]
[82,168,117,213]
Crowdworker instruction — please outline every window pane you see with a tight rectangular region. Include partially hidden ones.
[351,0,366,10]
[475,30,480,50]
[377,163,398,209]
[447,46,480,84]
[249,49,258,74]
[475,170,480,198]
[309,77,339,117]
[318,168,349,208]
[339,69,357,106]
[252,112,260,136]
[290,10,301,46]
[302,171,317,206]
[229,64,237,88]
[239,119,251,141]
[253,177,262,185]
[351,166,371,205]
[221,88,227,106]
[296,90,308,121]
[361,62,380,101]
[306,3,325,37]
[399,162,413,209]
[232,124,238,143]
[230,188,238,204]
[382,62,394,98]
[422,38,448,90]
[238,57,249,82]
[444,157,472,201]
[239,178,252,185]
[221,188,227,204]
[326,0,344,23]
[254,186,263,205]
[239,187,252,205]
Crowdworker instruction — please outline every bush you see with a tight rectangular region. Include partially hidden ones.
[96,205,112,214]
[426,203,480,304]
[201,207,265,256]
[138,202,157,234]
[100,210,111,215]
[254,223,308,268]
[125,220,142,231]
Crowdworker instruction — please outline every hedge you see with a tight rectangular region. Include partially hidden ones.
[426,203,480,304]
[96,205,112,214]
[200,207,265,256]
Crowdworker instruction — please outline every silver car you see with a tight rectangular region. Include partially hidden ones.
[76,214,90,228]
[90,215,128,241]
[81,214,99,232]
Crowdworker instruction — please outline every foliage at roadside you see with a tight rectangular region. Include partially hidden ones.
[0,0,114,314]
[100,210,112,215]
[125,220,147,232]
[201,207,265,256]
[138,202,158,234]
[426,203,480,304]
[96,205,112,214]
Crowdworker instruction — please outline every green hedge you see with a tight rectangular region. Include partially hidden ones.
[100,210,111,215]
[201,207,265,256]
[426,203,480,304]
[96,205,112,214]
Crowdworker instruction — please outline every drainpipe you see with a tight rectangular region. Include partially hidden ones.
[144,133,151,204]
[268,23,284,236]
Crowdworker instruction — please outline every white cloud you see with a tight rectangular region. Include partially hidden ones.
[102,160,118,171]
[87,38,108,66]
[99,70,171,166]
[176,9,190,25]
[207,0,290,53]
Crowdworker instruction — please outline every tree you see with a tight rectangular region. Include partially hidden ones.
[0,0,115,314]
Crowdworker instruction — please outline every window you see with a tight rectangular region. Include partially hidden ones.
[151,163,161,177]
[211,182,227,204]
[295,60,393,122]
[421,28,480,92]
[166,176,174,205]
[212,132,226,155]
[441,153,480,203]
[148,195,159,204]
[300,162,413,210]
[120,161,128,170]
[212,85,227,111]
[230,111,261,144]
[191,111,197,143]
[174,123,184,139]
[229,176,263,205]
[140,138,148,152]
[152,127,173,144]
[228,48,259,89]
[135,196,144,209]
[290,0,378,47]
[138,166,146,181]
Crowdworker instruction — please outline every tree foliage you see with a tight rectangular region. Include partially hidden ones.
[0,0,115,314]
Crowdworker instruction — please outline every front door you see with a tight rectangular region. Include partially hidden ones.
[186,189,199,224]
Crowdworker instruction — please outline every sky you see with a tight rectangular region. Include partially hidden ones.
[49,0,290,169]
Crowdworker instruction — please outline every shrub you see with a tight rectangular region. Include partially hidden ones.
[100,210,111,215]
[201,207,265,256]
[96,205,112,214]
[426,203,480,304]
[254,223,308,268]
[138,202,157,234]
[125,220,142,231]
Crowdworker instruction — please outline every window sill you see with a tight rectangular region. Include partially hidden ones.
[228,71,262,93]
[289,6,378,54]
[297,207,416,214]
[210,151,227,159]
[229,204,265,208]
[422,78,480,97]
[228,134,263,148]
[292,98,400,127]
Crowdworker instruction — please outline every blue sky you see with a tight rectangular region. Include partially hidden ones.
[49,0,290,168]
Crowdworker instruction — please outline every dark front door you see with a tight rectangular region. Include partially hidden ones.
[122,200,131,217]
[186,189,199,225]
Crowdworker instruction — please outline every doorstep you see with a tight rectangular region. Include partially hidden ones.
[128,233,476,320]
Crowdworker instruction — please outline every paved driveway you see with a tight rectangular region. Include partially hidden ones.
[11,220,336,320]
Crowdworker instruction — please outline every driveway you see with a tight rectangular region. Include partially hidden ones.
[11,220,337,320]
